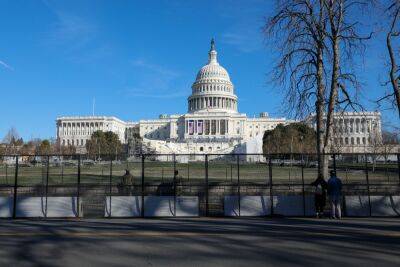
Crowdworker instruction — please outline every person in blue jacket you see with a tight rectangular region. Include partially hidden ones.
[327,170,343,219]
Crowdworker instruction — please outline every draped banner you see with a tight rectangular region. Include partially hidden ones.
[197,120,203,134]
[188,120,194,135]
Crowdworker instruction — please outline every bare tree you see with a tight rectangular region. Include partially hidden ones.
[265,0,370,178]
[378,1,400,117]
[265,0,328,177]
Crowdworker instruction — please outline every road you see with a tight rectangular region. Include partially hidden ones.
[0,217,399,266]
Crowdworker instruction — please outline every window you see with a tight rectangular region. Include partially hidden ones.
[200,147,204,152]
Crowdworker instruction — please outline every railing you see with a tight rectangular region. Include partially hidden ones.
[0,153,399,218]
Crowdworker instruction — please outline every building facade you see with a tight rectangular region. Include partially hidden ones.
[56,39,383,155]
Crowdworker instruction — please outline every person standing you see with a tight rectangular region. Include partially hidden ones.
[311,174,327,218]
[121,169,134,195]
[327,170,343,219]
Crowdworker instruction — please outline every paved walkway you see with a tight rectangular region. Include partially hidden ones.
[0,218,399,266]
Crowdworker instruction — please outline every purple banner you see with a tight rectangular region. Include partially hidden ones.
[197,120,203,134]
[188,120,194,135]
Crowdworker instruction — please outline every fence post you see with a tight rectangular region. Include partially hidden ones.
[187,161,190,182]
[237,154,241,216]
[109,159,113,217]
[205,154,209,216]
[365,154,372,217]
[397,154,400,184]
[173,154,177,217]
[77,155,81,218]
[109,159,113,195]
[333,153,337,173]
[141,154,145,217]
[301,155,306,217]
[12,156,19,219]
[268,155,273,216]
[45,155,50,218]
[61,160,64,185]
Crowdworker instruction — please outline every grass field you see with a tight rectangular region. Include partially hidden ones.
[0,158,398,187]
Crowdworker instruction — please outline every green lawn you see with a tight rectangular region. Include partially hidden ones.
[0,159,398,187]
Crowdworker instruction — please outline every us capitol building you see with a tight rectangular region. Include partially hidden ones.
[56,39,382,156]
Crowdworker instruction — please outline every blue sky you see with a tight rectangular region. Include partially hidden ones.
[0,0,398,140]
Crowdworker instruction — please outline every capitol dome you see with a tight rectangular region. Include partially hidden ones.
[195,60,230,81]
[188,39,238,114]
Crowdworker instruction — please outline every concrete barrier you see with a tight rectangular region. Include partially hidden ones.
[344,195,400,217]
[0,197,13,218]
[224,196,271,216]
[105,196,142,217]
[46,197,79,217]
[144,196,199,217]
[15,196,78,218]
[16,197,46,217]
[371,196,400,216]
[175,196,199,216]
[345,196,369,216]
[273,195,315,216]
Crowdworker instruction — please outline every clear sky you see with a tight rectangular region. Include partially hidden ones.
[0,0,398,141]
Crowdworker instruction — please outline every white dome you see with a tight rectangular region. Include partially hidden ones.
[188,39,238,114]
[195,63,230,81]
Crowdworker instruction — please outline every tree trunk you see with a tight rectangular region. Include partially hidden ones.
[316,43,325,179]
[387,26,400,118]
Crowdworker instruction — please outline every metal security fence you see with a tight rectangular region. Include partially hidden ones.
[0,153,399,218]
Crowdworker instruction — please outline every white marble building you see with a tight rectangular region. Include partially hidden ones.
[329,112,382,152]
[56,116,128,147]
[56,39,383,155]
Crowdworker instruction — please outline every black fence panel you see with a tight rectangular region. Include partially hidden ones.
[0,153,399,218]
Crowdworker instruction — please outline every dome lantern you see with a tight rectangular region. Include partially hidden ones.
[208,38,218,65]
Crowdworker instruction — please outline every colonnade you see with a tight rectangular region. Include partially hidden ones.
[59,121,104,136]
[188,97,237,112]
[332,118,380,134]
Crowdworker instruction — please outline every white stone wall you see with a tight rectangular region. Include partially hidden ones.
[56,116,128,147]
[244,117,289,139]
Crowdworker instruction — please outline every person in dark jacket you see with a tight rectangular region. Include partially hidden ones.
[311,174,328,218]
[327,170,343,219]
[120,169,134,195]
